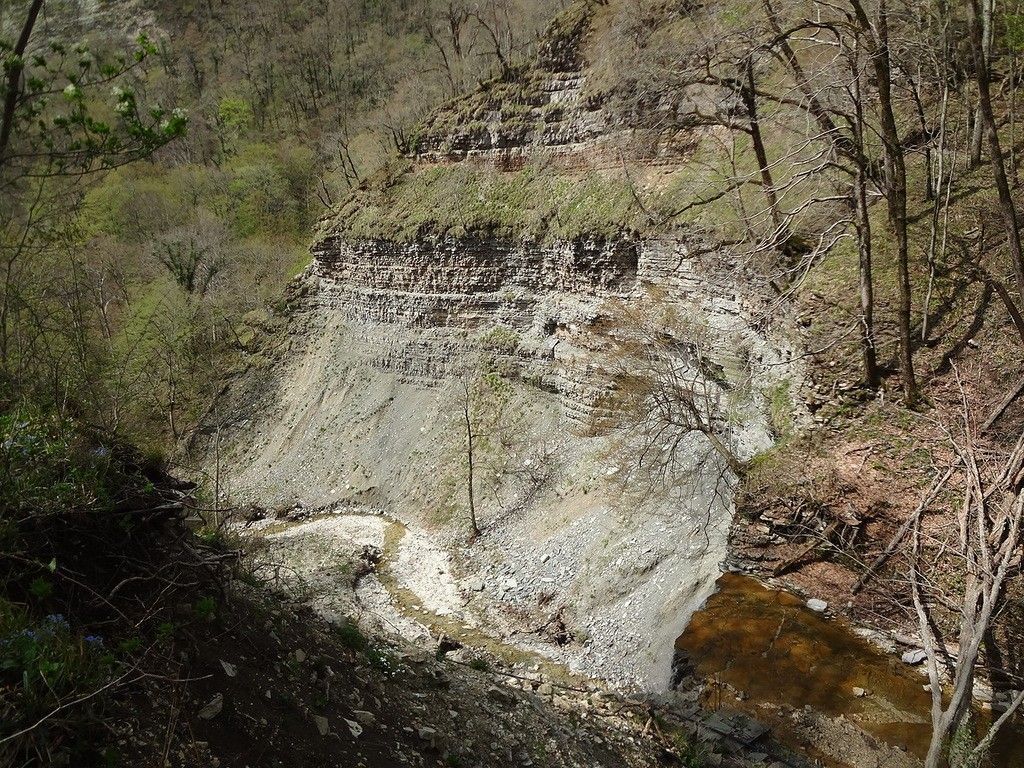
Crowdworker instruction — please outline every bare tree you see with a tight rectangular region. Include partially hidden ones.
[758,0,893,391]
[968,0,1024,301]
[600,302,744,486]
[968,0,995,169]
[153,220,227,298]
[907,386,1024,767]
[849,0,918,404]
[460,376,482,538]
[455,347,521,539]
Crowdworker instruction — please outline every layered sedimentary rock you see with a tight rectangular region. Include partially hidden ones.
[218,227,799,689]
[303,229,782,423]
[412,3,723,167]
[312,235,640,327]
[212,0,804,690]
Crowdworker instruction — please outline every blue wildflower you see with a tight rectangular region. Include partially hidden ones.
[83,635,104,648]
[44,614,68,629]
[2,626,47,646]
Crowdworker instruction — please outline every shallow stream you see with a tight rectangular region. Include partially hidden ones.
[675,573,1023,766]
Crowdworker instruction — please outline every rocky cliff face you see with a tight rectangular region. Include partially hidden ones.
[413,4,604,164]
[411,2,721,167]
[217,223,801,688]
[213,1,804,691]
[312,235,639,330]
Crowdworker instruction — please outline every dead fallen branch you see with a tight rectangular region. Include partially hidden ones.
[852,462,958,594]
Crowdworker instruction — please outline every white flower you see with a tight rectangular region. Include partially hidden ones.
[63,83,78,98]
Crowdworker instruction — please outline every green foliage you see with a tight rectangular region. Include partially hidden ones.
[28,577,53,600]
[217,97,253,131]
[0,408,149,761]
[0,405,227,765]
[671,732,707,768]
[364,644,398,677]
[0,408,110,517]
[215,96,253,157]
[478,326,521,355]
[193,596,217,622]
[0,605,116,765]
[1003,13,1024,51]
[334,162,645,242]
[0,33,186,182]
[59,136,315,447]
[335,620,368,652]
[226,143,314,237]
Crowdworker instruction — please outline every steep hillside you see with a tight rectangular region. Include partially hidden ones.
[209,0,802,693]
[201,0,1024,766]
[8,0,1024,766]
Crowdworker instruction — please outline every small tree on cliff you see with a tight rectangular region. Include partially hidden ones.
[460,375,482,538]
[599,299,744,514]
[456,332,520,539]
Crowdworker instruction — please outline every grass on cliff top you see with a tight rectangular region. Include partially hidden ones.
[330,161,647,242]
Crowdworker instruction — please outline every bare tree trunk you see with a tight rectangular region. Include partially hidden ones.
[970,0,1024,300]
[970,0,994,168]
[1011,1,1020,186]
[851,53,880,388]
[854,165,880,388]
[740,56,783,233]
[923,84,952,342]
[910,418,1024,768]
[852,0,918,404]
[763,0,858,162]
[167,359,178,441]
[462,381,480,538]
[214,420,221,530]
[0,0,43,169]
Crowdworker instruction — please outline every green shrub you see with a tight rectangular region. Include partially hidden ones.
[767,378,795,442]
[364,644,398,677]
[193,596,217,622]
[0,406,221,764]
[0,408,112,518]
[0,603,117,765]
[335,620,368,652]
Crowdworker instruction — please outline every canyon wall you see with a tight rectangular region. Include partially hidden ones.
[216,226,802,688]
[211,1,804,690]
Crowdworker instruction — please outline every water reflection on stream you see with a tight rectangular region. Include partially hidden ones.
[674,573,1023,766]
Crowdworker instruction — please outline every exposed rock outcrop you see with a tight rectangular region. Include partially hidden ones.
[213,223,802,688]
[209,0,805,691]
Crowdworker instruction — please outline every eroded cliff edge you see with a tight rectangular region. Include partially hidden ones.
[207,2,805,690]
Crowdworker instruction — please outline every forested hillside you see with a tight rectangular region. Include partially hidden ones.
[0,0,562,451]
[4,1,1024,767]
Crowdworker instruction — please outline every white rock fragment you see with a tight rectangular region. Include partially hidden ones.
[903,649,928,665]
[345,718,363,737]
[197,693,223,720]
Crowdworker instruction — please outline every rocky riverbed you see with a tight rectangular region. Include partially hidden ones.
[238,501,726,689]
[235,505,980,768]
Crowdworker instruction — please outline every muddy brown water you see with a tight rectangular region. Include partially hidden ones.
[674,573,1024,766]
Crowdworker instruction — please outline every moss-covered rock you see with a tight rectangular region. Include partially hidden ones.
[326,162,646,243]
